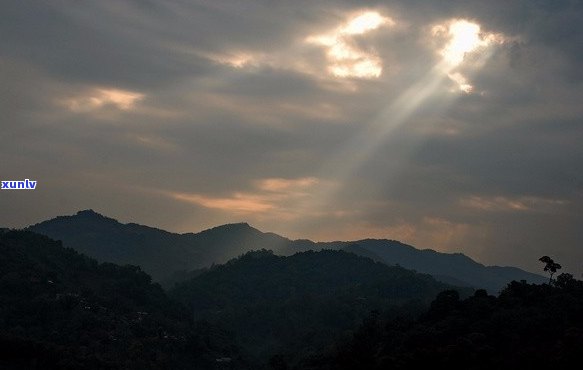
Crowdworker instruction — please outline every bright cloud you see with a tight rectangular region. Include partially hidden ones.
[60,87,144,112]
[433,19,505,67]
[448,72,473,93]
[432,19,506,93]
[170,192,275,213]
[343,12,392,35]
[307,11,394,79]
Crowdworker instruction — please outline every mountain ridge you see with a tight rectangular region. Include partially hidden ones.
[28,209,546,292]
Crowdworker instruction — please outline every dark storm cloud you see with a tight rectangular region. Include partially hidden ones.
[1,0,582,275]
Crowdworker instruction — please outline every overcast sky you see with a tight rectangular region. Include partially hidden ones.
[1,0,582,275]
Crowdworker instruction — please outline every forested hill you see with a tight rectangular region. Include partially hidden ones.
[170,249,465,363]
[300,277,583,369]
[0,230,250,369]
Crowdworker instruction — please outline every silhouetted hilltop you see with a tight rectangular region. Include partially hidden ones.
[28,210,200,280]
[189,222,291,263]
[172,249,456,309]
[28,210,545,292]
[170,249,462,361]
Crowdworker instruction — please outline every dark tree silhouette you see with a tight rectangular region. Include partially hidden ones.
[539,256,562,284]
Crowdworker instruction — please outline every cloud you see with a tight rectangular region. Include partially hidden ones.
[164,177,331,222]
[0,0,582,276]
[432,19,506,67]
[170,192,275,213]
[429,18,508,93]
[459,195,568,213]
[447,72,474,93]
[256,177,319,192]
[59,87,144,112]
[306,11,395,78]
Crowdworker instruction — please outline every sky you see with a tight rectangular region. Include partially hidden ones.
[1,0,582,275]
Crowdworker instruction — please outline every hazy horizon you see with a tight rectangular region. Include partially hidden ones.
[1,0,582,277]
[7,207,555,276]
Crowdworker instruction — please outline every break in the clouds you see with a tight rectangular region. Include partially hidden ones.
[306,11,394,78]
[1,0,582,276]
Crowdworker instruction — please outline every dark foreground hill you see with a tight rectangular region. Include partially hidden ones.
[28,210,545,292]
[169,249,464,362]
[0,230,250,370]
[299,277,583,370]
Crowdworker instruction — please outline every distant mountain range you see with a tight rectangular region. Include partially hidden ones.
[28,209,546,293]
[28,210,293,282]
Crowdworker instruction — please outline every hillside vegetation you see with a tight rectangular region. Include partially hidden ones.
[170,249,465,362]
[0,230,249,369]
[298,277,583,369]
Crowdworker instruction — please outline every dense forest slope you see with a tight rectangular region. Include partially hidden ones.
[298,278,583,369]
[170,249,464,362]
[0,230,250,369]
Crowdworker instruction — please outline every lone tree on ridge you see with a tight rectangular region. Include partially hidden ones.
[539,256,562,284]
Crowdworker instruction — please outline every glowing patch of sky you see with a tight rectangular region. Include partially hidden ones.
[433,19,506,93]
[306,11,393,79]
[61,87,144,112]
[166,177,330,221]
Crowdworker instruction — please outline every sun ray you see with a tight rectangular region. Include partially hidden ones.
[288,18,507,234]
